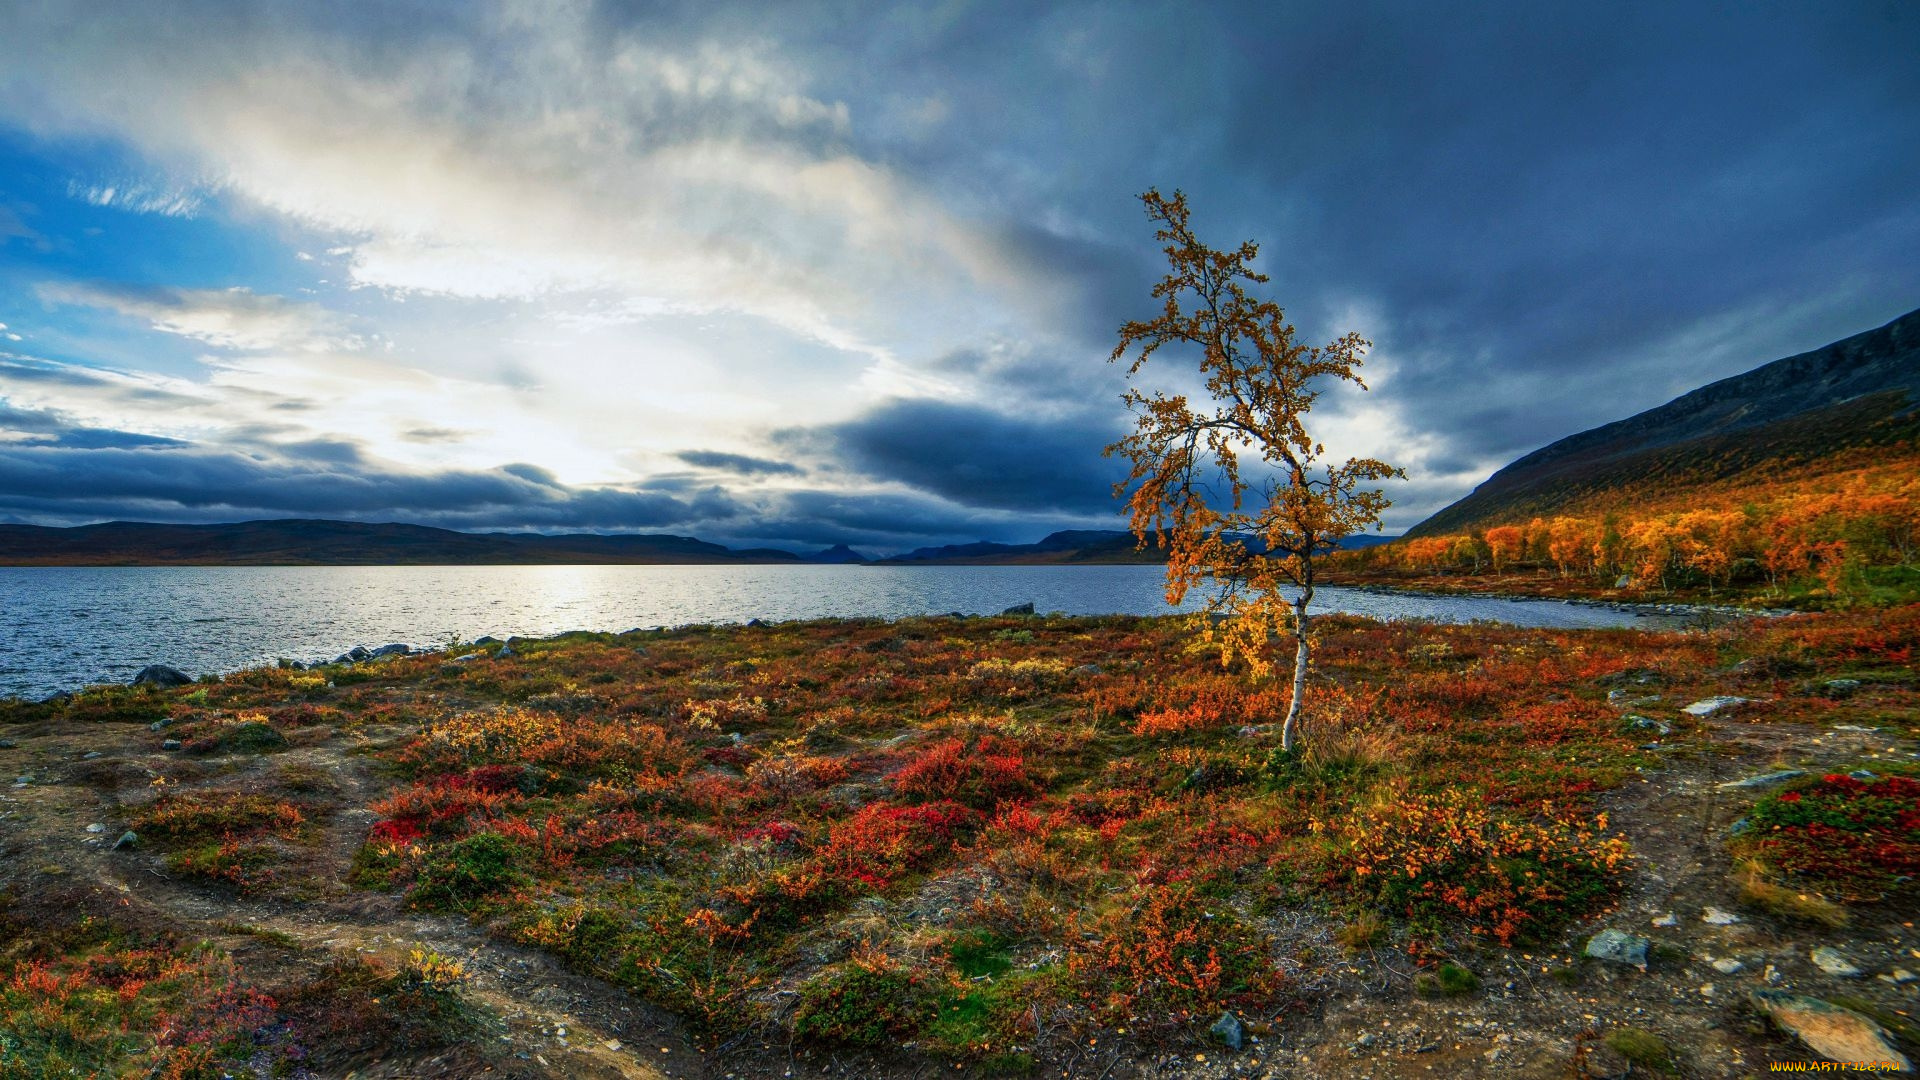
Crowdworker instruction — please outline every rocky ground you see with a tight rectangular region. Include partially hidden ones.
[1,615,1915,1078]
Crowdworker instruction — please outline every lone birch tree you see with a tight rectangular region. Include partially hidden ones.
[1107,189,1402,751]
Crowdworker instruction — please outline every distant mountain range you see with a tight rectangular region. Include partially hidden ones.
[0,519,806,566]
[0,520,1399,567]
[1406,306,1920,538]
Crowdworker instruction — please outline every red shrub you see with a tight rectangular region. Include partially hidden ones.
[892,736,1037,809]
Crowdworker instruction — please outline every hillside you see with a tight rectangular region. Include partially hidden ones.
[1408,307,1920,538]
[0,519,803,566]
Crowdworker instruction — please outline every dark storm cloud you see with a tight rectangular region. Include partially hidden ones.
[788,0,1918,516]
[0,438,739,531]
[675,450,803,477]
[712,487,1115,554]
[6,0,1918,541]
[1177,3,1920,469]
[788,399,1130,516]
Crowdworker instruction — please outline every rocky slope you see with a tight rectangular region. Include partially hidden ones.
[1408,307,1920,538]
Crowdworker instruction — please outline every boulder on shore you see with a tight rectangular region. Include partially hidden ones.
[1000,602,1035,616]
[1751,992,1911,1071]
[1585,929,1650,970]
[131,664,193,688]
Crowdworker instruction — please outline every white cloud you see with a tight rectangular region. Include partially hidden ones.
[0,5,1054,365]
[38,282,358,353]
[67,180,204,218]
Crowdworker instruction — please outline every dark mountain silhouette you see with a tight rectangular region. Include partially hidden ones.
[1406,306,1920,538]
[0,519,802,565]
[806,544,870,564]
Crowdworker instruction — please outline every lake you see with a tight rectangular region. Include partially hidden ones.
[0,564,1674,700]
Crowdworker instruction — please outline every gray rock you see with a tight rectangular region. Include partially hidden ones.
[1823,678,1862,694]
[1073,664,1103,677]
[1210,1011,1246,1050]
[1622,714,1671,735]
[369,643,411,658]
[148,718,173,732]
[495,645,516,659]
[0,739,15,749]
[1810,947,1863,978]
[1711,957,1745,975]
[1651,912,1679,927]
[81,750,101,760]
[451,652,483,663]
[746,618,768,628]
[162,739,181,750]
[1682,695,1751,716]
[1584,929,1650,970]
[112,830,138,850]
[1702,906,1743,925]
[1718,769,1806,790]
[131,664,193,688]
[1848,770,1878,781]
[1727,817,1753,836]
[85,823,106,834]
[1613,575,1633,589]
[1000,602,1035,616]
[1751,992,1911,1071]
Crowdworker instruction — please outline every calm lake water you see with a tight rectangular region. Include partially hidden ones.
[0,564,1671,700]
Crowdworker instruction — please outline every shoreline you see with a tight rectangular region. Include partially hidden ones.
[3,585,1769,706]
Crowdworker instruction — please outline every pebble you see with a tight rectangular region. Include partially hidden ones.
[85,823,106,834]
[1651,912,1679,928]
[1701,906,1742,925]
[1718,770,1806,790]
[1810,946,1863,978]
[1711,958,1744,975]
[1682,696,1751,716]
[1585,929,1650,970]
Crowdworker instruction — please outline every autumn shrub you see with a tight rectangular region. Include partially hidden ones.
[792,949,934,1046]
[181,719,288,755]
[279,950,483,1064]
[406,831,533,911]
[131,791,305,841]
[893,736,1038,809]
[0,940,286,1079]
[818,800,978,889]
[1730,773,1920,901]
[1329,787,1631,945]
[369,779,519,838]
[165,839,282,893]
[1066,883,1283,1026]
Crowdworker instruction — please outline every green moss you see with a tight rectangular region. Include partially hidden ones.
[1413,962,1479,997]
[1603,1027,1674,1073]
[948,930,1014,979]
[792,958,933,1046]
[406,832,532,911]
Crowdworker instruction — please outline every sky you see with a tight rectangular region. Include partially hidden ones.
[1,1,1916,554]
